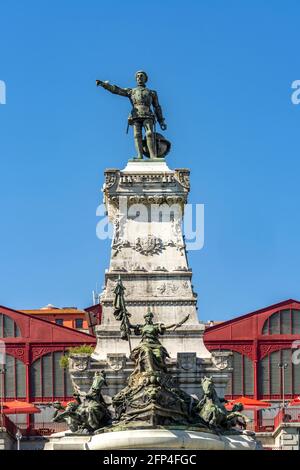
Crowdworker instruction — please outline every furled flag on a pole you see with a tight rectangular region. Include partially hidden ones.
[113,276,132,351]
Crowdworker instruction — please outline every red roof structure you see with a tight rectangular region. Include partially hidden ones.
[0,304,96,434]
[204,299,300,431]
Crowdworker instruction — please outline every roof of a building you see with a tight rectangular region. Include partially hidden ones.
[205,298,300,332]
[21,305,86,315]
[0,304,95,342]
[204,321,224,328]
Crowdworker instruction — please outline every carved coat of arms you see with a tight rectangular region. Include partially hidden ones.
[134,235,163,256]
[211,352,230,370]
[69,354,91,372]
[177,352,197,371]
[107,353,126,371]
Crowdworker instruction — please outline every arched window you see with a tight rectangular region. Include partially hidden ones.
[30,351,73,399]
[0,354,26,398]
[262,309,300,335]
[258,348,300,397]
[212,350,253,397]
[0,314,21,337]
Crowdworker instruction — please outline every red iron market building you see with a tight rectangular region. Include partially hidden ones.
[1,298,300,435]
[204,299,300,431]
[0,304,96,435]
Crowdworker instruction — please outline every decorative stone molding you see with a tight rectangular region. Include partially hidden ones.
[156,281,189,296]
[69,353,91,373]
[119,173,175,185]
[134,235,163,256]
[112,238,130,257]
[132,264,147,272]
[153,266,168,272]
[177,352,197,371]
[101,299,197,306]
[107,353,126,371]
[106,193,187,207]
[104,170,118,189]
[156,283,176,295]
[111,266,128,272]
[211,351,231,370]
[105,271,192,279]
[105,280,191,299]
[112,235,181,258]
[175,169,190,190]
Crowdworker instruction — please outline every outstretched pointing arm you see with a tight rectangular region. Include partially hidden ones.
[164,314,190,331]
[96,80,131,97]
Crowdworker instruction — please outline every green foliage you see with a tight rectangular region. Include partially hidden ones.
[68,344,94,355]
[59,355,70,369]
[59,344,94,369]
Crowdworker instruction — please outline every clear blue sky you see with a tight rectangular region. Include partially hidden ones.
[0,0,299,322]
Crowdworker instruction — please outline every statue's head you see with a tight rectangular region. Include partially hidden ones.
[201,376,214,395]
[144,310,154,324]
[135,70,148,86]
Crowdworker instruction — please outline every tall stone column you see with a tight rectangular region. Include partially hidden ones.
[93,160,209,359]
[87,160,231,398]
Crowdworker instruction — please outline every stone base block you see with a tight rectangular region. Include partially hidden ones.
[45,428,262,451]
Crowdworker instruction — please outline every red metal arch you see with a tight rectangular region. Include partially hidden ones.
[30,346,66,363]
[0,312,24,338]
[207,344,254,361]
[258,343,295,360]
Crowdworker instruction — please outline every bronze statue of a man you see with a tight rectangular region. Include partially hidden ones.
[96,71,167,159]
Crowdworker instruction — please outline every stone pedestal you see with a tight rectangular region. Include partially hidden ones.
[71,160,231,401]
[45,428,262,451]
[94,160,205,358]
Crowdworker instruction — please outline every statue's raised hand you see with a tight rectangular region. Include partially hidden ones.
[96,79,109,87]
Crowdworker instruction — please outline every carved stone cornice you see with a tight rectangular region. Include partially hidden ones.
[106,193,187,207]
[104,169,119,189]
[174,169,190,190]
[112,235,178,258]
[103,168,190,211]
[101,299,197,306]
[104,271,193,280]
[119,172,176,185]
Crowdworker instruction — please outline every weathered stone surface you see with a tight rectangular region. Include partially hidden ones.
[94,161,208,359]
[81,160,231,399]
[46,428,261,450]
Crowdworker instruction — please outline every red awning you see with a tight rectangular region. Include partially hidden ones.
[2,400,41,415]
[288,396,300,406]
[225,397,271,410]
[59,401,76,408]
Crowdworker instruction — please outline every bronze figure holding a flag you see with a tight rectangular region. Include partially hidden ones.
[113,276,132,351]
